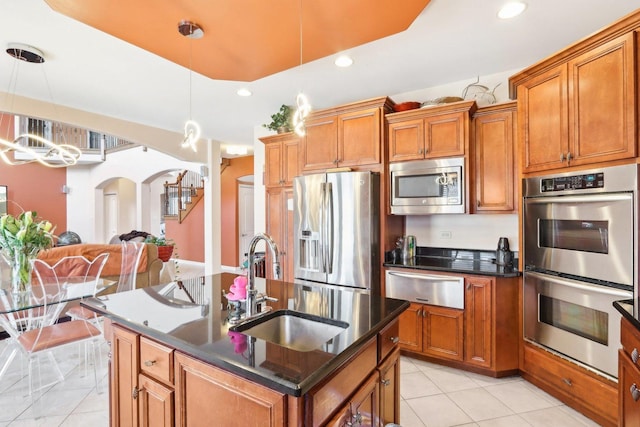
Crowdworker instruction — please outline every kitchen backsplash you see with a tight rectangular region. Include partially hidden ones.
[405,214,519,251]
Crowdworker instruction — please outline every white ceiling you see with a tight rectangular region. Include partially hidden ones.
[1,0,640,159]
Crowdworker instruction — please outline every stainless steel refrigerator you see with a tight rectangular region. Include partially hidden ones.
[293,171,380,291]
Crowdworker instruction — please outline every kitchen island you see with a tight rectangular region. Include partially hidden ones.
[83,273,409,426]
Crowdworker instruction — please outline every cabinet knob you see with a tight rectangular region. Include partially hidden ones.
[418,149,423,154]
[381,378,391,386]
[132,386,139,399]
[144,360,156,367]
[631,384,640,402]
[567,152,572,162]
[560,153,565,162]
[390,336,399,344]
[562,378,573,387]
[632,348,639,364]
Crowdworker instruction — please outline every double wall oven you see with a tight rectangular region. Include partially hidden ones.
[523,164,637,379]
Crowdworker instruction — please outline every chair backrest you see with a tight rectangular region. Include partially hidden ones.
[116,241,144,293]
[33,253,110,299]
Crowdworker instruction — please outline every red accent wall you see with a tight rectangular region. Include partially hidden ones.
[221,156,254,266]
[0,116,67,236]
[165,200,205,263]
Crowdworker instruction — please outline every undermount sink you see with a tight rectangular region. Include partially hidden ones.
[231,310,349,352]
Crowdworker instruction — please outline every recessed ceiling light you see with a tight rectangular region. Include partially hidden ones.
[237,88,252,97]
[334,55,353,68]
[498,2,527,19]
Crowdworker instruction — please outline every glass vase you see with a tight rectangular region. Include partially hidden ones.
[10,251,33,301]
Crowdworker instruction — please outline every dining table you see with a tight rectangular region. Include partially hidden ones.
[0,277,117,383]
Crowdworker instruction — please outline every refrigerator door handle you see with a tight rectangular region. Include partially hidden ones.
[320,182,327,273]
[326,182,334,274]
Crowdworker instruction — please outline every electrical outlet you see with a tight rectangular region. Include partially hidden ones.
[440,231,452,239]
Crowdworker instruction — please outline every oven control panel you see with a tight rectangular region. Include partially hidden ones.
[540,172,604,192]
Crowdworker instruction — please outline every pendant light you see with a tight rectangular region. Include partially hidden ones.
[292,0,311,137]
[178,20,204,152]
[0,43,81,168]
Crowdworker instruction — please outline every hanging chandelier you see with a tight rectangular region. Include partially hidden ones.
[178,20,203,152]
[293,0,311,137]
[0,43,81,168]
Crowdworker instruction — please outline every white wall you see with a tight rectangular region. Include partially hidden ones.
[66,146,205,243]
[406,215,519,252]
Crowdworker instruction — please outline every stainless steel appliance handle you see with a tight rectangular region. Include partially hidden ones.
[326,182,334,274]
[320,182,327,273]
[525,271,633,298]
[387,271,462,282]
[525,193,632,205]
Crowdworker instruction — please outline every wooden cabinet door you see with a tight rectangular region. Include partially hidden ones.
[378,348,400,426]
[111,325,140,427]
[424,111,466,158]
[264,142,284,188]
[464,276,493,369]
[174,352,286,427]
[423,305,464,361]
[568,32,636,166]
[398,302,422,351]
[518,64,569,173]
[338,107,381,167]
[265,188,294,282]
[388,119,425,162]
[350,373,379,427]
[473,105,516,213]
[619,350,640,427]
[282,138,301,186]
[303,116,338,171]
[138,374,174,427]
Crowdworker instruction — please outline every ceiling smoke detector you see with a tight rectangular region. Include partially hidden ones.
[6,43,45,63]
[178,20,204,39]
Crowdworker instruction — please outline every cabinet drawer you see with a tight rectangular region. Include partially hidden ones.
[140,337,174,385]
[523,344,617,425]
[378,319,400,362]
[621,317,640,365]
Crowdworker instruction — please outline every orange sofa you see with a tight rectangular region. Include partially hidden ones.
[36,243,163,294]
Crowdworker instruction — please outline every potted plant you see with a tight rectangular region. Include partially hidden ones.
[263,104,292,134]
[145,235,175,262]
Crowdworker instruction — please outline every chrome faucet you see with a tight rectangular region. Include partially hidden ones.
[246,233,281,318]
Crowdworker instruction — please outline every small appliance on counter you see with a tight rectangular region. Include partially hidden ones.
[495,237,513,267]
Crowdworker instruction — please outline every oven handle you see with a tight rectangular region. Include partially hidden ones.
[525,271,633,298]
[386,271,463,283]
[525,193,632,205]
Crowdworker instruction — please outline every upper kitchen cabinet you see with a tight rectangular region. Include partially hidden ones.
[510,28,637,173]
[260,132,302,188]
[387,100,476,162]
[471,102,517,213]
[302,97,394,172]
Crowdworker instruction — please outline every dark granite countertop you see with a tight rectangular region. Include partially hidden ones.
[383,247,521,278]
[82,273,409,396]
[614,299,640,331]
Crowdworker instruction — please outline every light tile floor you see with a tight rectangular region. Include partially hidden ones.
[0,349,606,426]
[400,356,603,427]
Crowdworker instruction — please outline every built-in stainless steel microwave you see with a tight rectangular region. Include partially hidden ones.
[389,157,465,214]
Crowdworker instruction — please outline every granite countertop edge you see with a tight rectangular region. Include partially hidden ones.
[614,300,639,331]
[85,296,410,396]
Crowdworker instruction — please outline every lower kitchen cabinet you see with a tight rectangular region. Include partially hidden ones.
[107,319,402,427]
[174,352,287,426]
[423,305,464,361]
[378,347,400,425]
[327,373,379,427]
[398,301,463,361]
[522,342,617,427]
[619,316,640,426]
[396,271,518,376]
[137,374,173,427]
